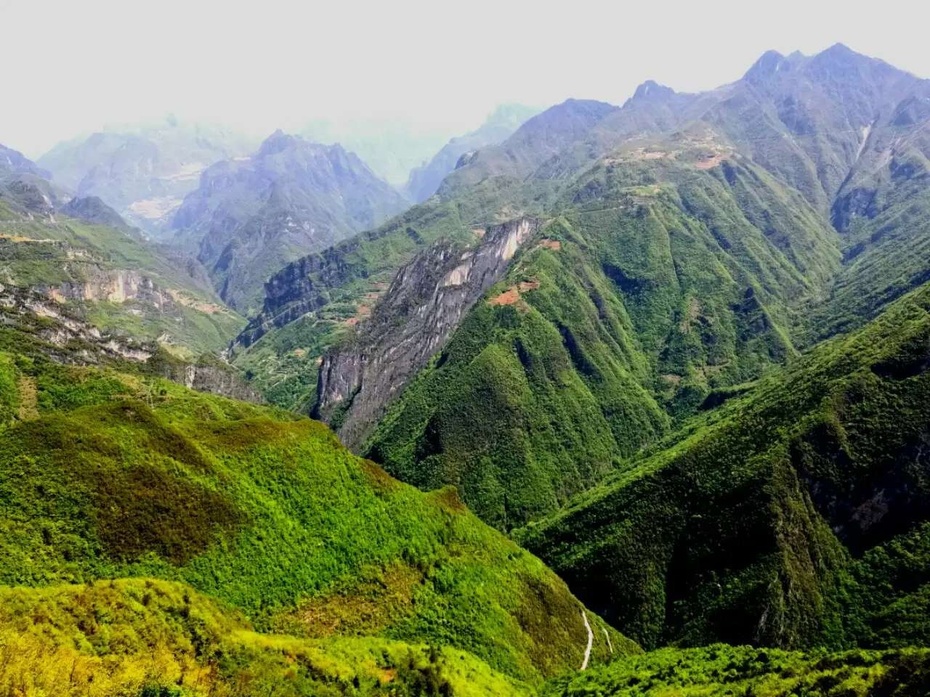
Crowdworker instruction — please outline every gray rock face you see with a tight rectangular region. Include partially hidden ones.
[315,216,538,448]
[0,284,260,403]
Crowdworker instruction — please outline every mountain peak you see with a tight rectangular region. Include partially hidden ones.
[61,195,133,232]
[258,130,303,157]
[744,49,791,83]
[809,42,880,72]
[631,80,676,102]
[820,42,856,58]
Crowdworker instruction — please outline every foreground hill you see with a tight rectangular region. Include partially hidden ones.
[0,350,631,687]
[544,645,930,696]
[520,280,930,652]
[171,131,408,312]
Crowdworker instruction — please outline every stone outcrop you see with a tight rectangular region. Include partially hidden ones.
[315,216,538,448]
[0,284,260,403]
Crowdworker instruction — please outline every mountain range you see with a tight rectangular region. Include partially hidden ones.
[2,42,930,696]
[37,119,256,237]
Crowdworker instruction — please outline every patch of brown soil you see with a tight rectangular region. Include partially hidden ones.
[0,233,55,243]
[168,290,225,315]
[695,154,726,170]
[538,239,562,251]
[472,228,487,238]
[489,278,541,306]
[489,288,521,306]
[430,485,467,514]
[343,304,372,327]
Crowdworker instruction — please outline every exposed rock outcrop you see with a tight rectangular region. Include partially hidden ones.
[315,216,539,448]
[0,284,259,403]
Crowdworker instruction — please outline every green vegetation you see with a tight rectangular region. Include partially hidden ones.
[0,350,631,686]
[544,644,930,696]
[520,281,930,651]
[0,578,529,697]
[0,200,243,354]
[364,152,840,528]
[231,186,527,409]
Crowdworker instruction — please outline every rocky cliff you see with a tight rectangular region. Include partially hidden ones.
[315,216,539,448]
[0,284,259,402]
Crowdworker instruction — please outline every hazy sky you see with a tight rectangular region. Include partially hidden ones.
[2,0,928,157]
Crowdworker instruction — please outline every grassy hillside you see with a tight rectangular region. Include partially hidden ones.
[0,579,530,697]
[519,280,930,651]
[0,349,633,686]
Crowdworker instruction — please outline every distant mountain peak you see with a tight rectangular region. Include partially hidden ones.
[631,80,676,102]
[820,42,856,58]
[744,49,791,83]
[258,130,304,157]
[61,195,133,232]
[808,42,885,73]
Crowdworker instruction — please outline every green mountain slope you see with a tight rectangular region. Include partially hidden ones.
[0,579,530,697]
[359,141,840,529]
[0,172,243,356]
[0,350,633,686]
[519,281,930,651]
[544,645,930,696]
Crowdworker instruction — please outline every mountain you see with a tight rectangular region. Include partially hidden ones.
[520,281,930,651]
[229,99,628,411]
[436,98,620,198]
[0,283,259,402]
[0,149,243,356]
[314,217,542,448]
[60,194,135,231]
[0,337,634,690]
[301,117,455,187]
[38,119,255,236]
[0,143,49,180]
[404,104,540,202]
[361,145,839,528]
[230,46,930,536]
[171,131,409,313]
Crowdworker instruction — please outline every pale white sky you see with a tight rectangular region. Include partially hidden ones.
[1,0,927,157]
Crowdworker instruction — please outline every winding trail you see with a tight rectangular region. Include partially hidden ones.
[580,611,594,670]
